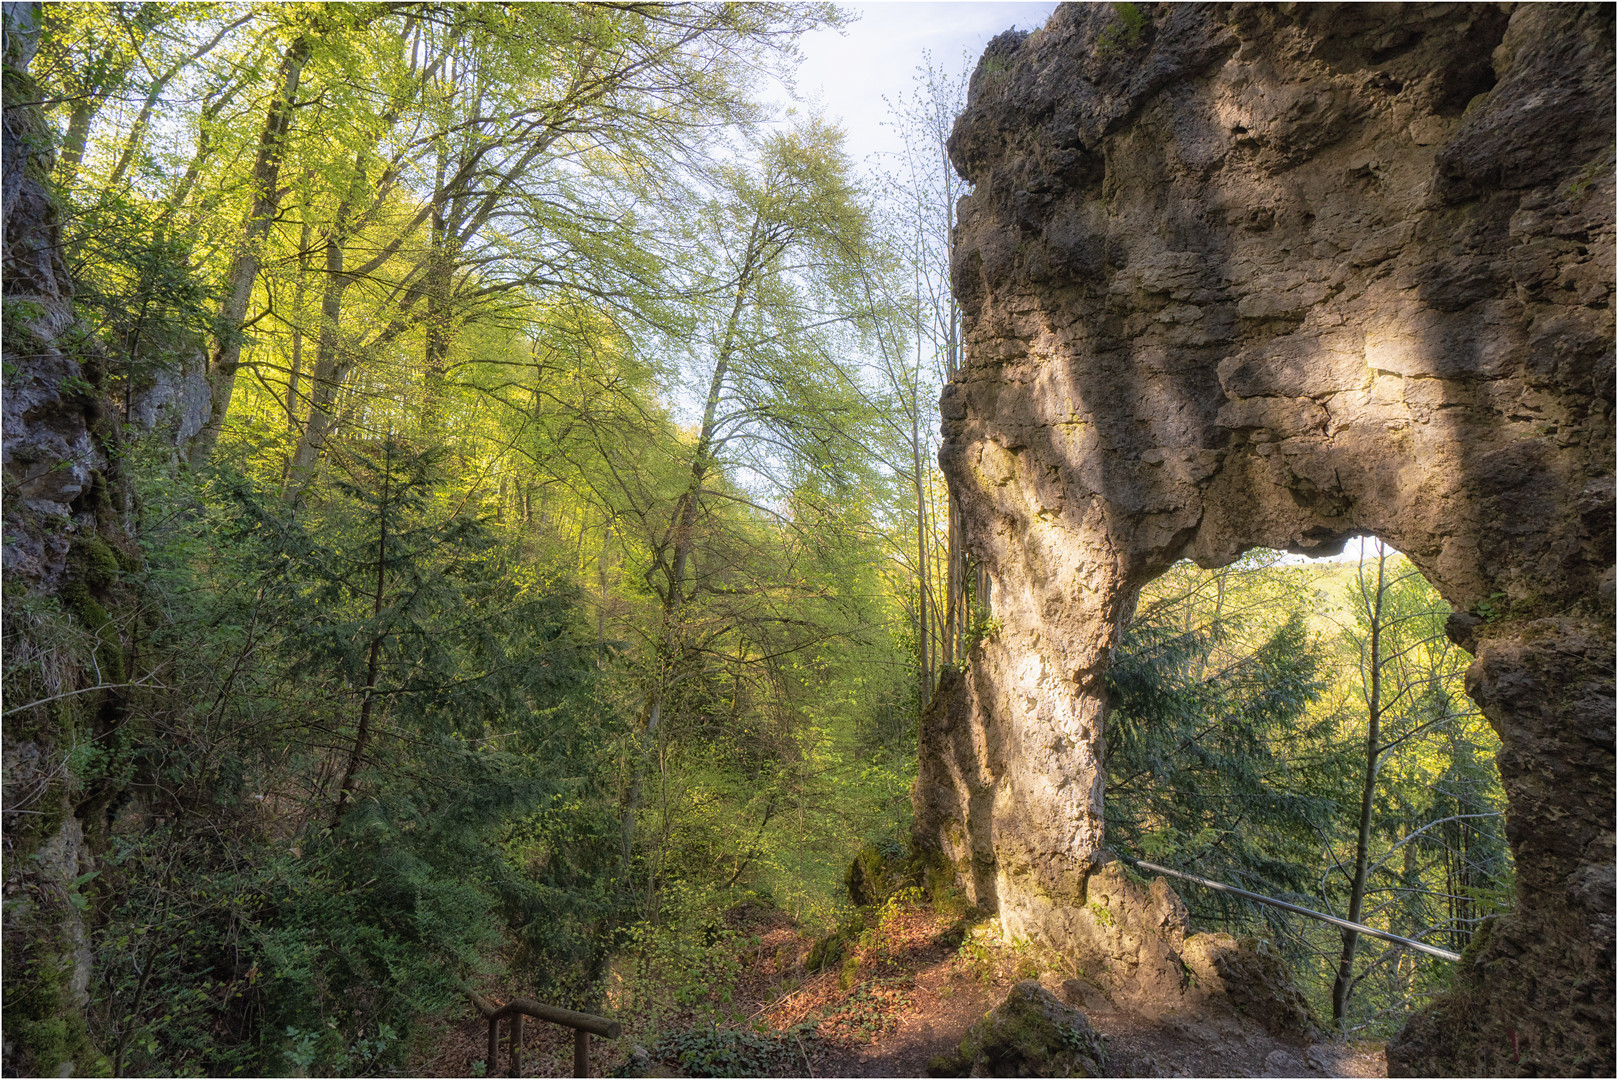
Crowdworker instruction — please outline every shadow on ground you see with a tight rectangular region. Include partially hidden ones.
[412,898,1387,1078]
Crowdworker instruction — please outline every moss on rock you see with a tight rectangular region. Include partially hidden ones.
[929,980,1106,1077]
[845,838,911,907]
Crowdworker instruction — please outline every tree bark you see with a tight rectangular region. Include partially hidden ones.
[284,213,313,438]
[419,133,454,432]
[912,368,931,707]
[334,443,392,821]
[622,220,764,871]
[1333,549,1386,1023]
[189,34,311,466]
[287,205,352,487]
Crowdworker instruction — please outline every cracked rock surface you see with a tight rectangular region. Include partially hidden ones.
[915,4,1614,1075]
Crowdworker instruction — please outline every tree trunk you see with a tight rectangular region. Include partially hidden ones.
[1333,549,1386,1023]
[597,524,612,665]
[54,37,136,184]
[105,79,168,189]
[287,217,351,487]
[57,101,98,182]
[189,35,311,466]
[334,444,392,821]
[420,135,456,433]
[623,223,762,870]
[285,214,313,438]
[912,376,931,708]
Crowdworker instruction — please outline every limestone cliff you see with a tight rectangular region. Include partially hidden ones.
[3,3,137,1072]
[916,3,1614,1074]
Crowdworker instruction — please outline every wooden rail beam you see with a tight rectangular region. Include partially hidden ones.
[467,990,621,1078]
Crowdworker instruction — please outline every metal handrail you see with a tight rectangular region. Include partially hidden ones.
[469,991,622,1078]
[1120,856,1464,963]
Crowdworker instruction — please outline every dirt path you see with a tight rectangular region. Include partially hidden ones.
[414,901,1387,1078]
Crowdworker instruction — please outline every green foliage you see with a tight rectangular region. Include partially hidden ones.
[14,4,941,1073]
[646,1021,819,1078]
[70,451,629,1075]
[954,923,1001,983]
[805,912,868,974]
[1563,151,1611,200]
[1472,590,1509,622]
[2,942,101,1078]
[1315,552,1511,1030]
[59,185,216,391]
[1107,548,1512,1035]
[843,837,910,906]
[1105,554,1334,912]
[1097,2,1148,56]
[608,880,758,1035]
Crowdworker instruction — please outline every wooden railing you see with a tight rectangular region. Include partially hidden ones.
[468,991,622,1078]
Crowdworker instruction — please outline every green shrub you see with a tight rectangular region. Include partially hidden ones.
[647,1023,818,1078]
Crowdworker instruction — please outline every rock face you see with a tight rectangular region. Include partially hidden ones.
[3,3,136,1073]
[1,2,131,590]
[915,3,1614,1075]
[1029,860,1322,1030]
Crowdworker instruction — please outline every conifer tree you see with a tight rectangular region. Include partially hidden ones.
[1105,552,1333,915]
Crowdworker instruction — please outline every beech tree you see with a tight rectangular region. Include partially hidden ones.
[618,119,889,875]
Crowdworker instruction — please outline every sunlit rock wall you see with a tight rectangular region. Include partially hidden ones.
[915,3,1614,1074]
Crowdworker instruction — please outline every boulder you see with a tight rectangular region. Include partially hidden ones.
[844,839,909,907]
[930,980,1107,1078]
[1181,933,1320,1041]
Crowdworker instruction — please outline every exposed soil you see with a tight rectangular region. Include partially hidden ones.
[413,900,1387,1079]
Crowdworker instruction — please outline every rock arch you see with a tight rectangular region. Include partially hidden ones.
[914,4,1614,1074]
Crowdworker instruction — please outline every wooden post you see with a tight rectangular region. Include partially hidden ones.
[486,1017,500,1077]
[574,1028,589,1078]
[509,1013,524,1077]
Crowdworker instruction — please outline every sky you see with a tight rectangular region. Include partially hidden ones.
[772,2,1062,168]
[1276,535,1397,564]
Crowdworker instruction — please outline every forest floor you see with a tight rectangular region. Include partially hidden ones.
[414,899,1387,1079]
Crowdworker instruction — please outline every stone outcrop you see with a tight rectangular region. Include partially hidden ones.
[1179,930,1318,1041]
[1,1,132,590]
[915,3,1614,1075]
[1028,860,1322,1031]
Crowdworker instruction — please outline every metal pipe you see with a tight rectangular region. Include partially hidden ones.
[1120,857,1463,963]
